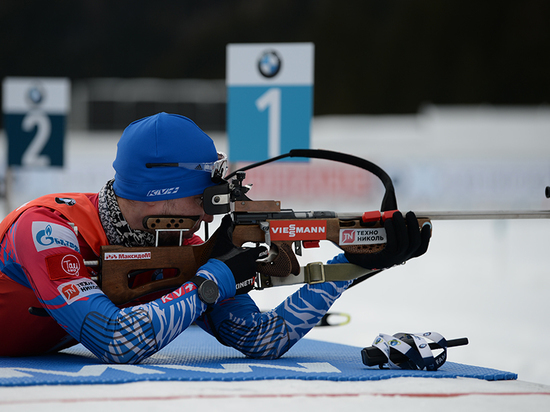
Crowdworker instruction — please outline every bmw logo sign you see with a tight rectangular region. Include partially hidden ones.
[27,85,45,105]
[258,50,282,78]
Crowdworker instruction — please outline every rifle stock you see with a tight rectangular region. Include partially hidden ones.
[100,240,215,305]
[96,209,417,305]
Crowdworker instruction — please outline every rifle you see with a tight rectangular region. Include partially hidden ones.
[89,149,550,305]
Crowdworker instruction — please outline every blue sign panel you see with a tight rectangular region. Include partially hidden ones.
[227,85,313,161]
[226,43,314,162]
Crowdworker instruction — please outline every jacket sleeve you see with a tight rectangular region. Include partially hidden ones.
[10,208,236,364]
[195,253,352,359]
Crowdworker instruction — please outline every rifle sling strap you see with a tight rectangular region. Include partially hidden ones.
[259,263,375,288]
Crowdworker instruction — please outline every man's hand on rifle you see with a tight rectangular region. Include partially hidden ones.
[210,215,267,294]
[344,211,431,270]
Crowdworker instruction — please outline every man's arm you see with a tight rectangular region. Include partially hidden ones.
[196,255,352,359]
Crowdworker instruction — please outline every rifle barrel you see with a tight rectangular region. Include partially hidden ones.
[416,210,550,220]
[337,210,550,221]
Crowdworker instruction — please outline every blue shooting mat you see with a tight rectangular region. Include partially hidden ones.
[0,326,517,387]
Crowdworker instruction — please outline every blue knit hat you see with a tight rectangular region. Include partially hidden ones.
[113,113,219,201]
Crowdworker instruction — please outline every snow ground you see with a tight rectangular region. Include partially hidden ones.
[1,379,549,412]
[1,107,550,410]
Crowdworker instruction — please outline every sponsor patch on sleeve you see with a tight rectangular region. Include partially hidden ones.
[46,253,88,280]
[57,278,102,305]
[32,221,80,253]
[160,283,196,304]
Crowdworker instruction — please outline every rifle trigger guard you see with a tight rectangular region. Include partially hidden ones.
[294,241,302,256]
[256,242,300,277]
[259,221,271,245]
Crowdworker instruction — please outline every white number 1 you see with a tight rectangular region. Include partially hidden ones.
[255,88,281,158]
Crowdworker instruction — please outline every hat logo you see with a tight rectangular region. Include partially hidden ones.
[146,187,180,197]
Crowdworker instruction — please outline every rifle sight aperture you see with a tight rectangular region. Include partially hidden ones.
[203,182,231,215]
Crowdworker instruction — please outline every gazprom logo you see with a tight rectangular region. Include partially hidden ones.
[32,222,80,253]
[37,224,54,246]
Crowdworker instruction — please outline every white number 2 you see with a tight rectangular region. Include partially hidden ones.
[255,88,281,158]
[21,110,51,167]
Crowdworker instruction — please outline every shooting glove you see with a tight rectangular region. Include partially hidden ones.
[210,215,267,294]
[344,211,431,270]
